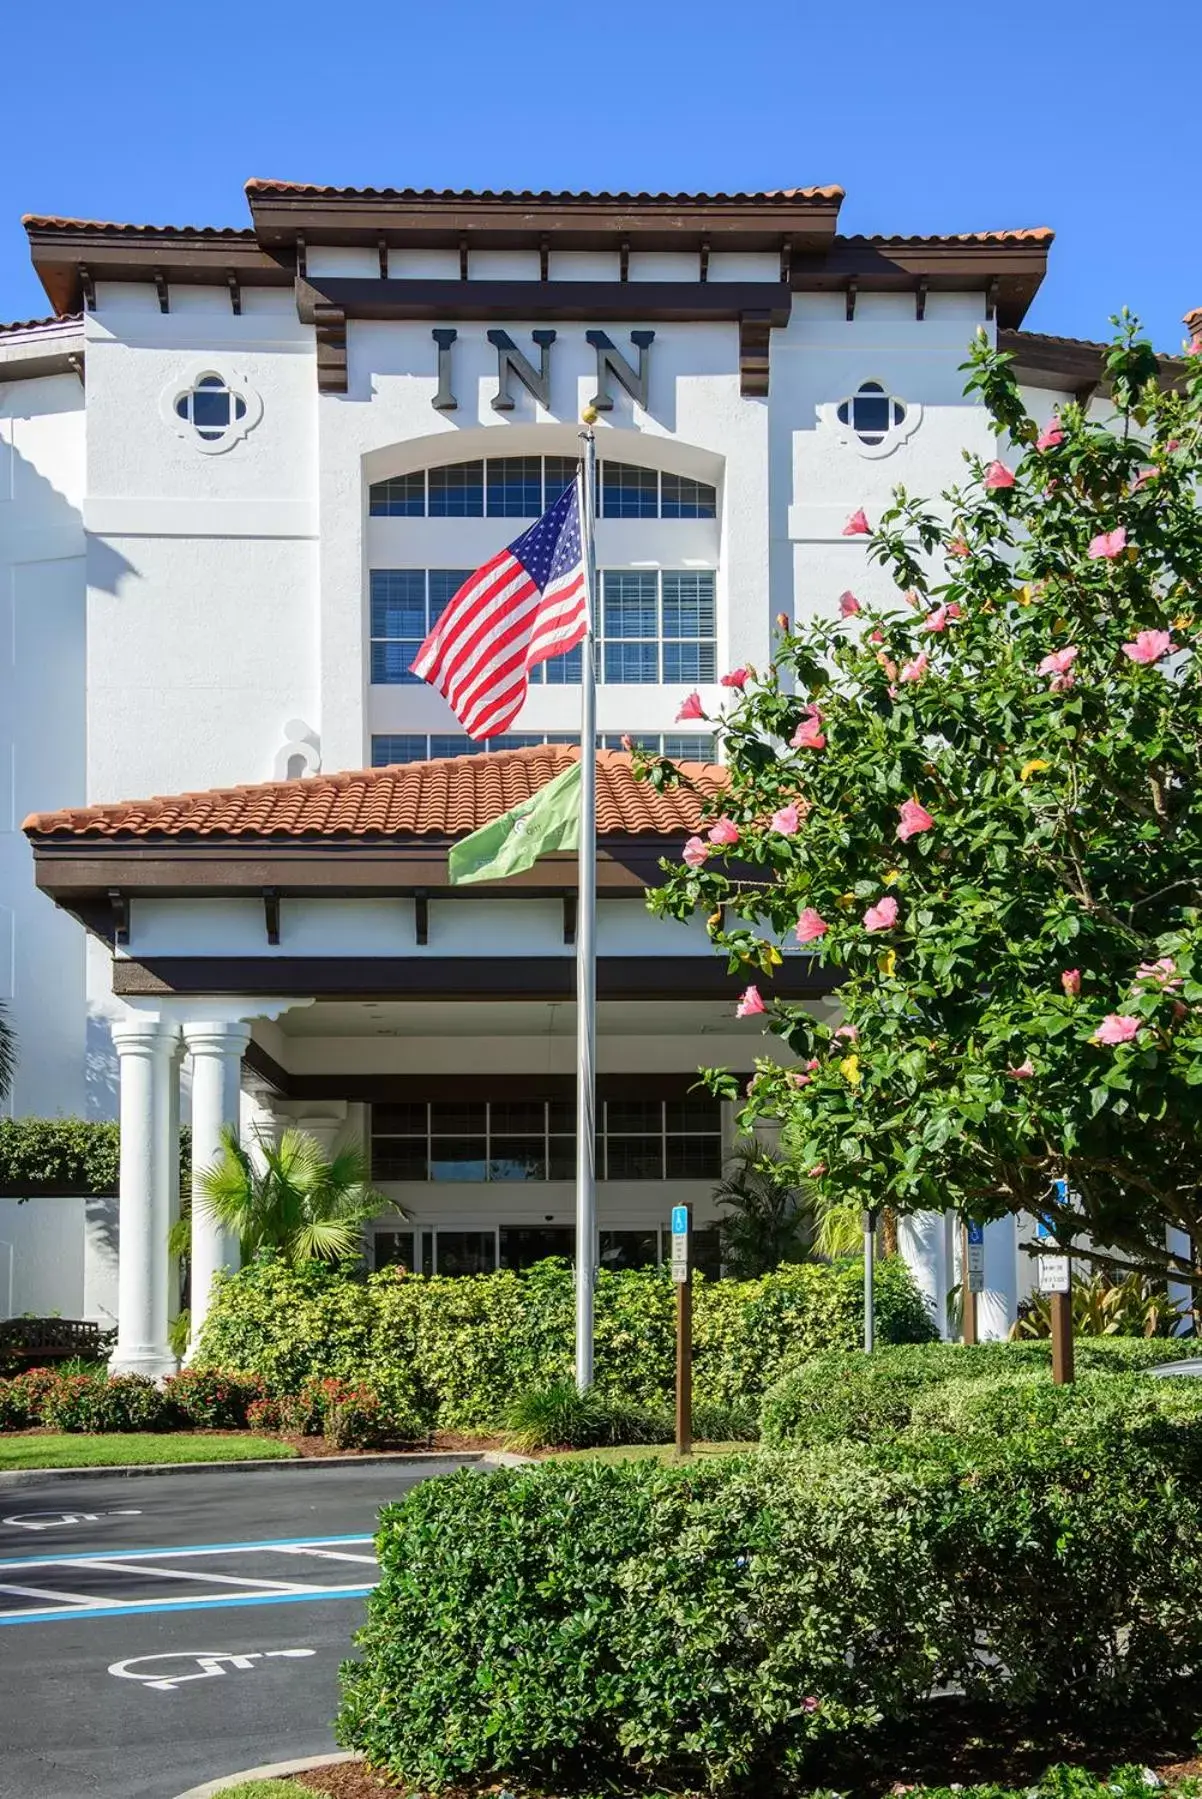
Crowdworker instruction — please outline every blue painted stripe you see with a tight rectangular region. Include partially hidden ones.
[0,1532,374,1570]
[0,1584,375,1628]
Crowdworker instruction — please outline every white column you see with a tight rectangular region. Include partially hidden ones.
[166,1037,185,1332]
[109,1019,180,1379]
[184,1020,251,1355]
[898,1210,953,1340]
[978,1216,1020,1341]
[1167,1226,1194,1335]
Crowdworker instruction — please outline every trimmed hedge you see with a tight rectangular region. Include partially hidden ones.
[0,1118,191,1198]
[337,1416,1202,1792]
[760,1338,1193,1447]
[196,1252,937,1428]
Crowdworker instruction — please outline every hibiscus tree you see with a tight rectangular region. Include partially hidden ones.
[643,318,1202,1293]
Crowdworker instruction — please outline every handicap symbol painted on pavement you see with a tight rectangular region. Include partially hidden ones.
[3,1509,143,1532]
[109,1648,317,1692]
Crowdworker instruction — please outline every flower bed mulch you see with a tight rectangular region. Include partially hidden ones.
[280,1690,1202,1798]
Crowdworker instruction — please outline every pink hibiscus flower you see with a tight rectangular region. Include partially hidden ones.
[1007,1059,1035,1079]
[984,461,1016,490]
[838,590,862,617]
[1136,956,1182,989]
[899,652,929,684]
[1036,419,1064,451]
[834,1024,859,1042]
[863,895,899,933]
[1093,1014,1140,1046]
[949,538,970,558]
[772,803,801,835]
[1061,969,1081,998]
[720,667,748,689]
[736,986,766,1019]
[676,691,705,722]
[1122,629,1173,665]
[1088,527,1128,560]
[707,817,740,846]
[682,837,709,870]
[921,603,961,634]
[1037,646,1079,678]
[795,907,829,943]
[897,798,935,842]
[791,717,826,750]
[842,509,871,536]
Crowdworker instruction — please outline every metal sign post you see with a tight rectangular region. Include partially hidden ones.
[671,1204,692,1456]
[863,1207,878,1353]
[1038,1180,1074,1384]
[963,1220,984,1345]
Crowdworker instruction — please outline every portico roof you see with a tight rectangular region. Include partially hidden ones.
[22,745,721,842]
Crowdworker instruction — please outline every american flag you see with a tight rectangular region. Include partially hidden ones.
[410,477,588,739]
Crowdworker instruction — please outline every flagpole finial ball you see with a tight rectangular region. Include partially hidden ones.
[581,405,599,425]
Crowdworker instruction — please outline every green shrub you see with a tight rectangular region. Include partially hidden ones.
[908,1367,1202,1444]
[690,1395,759,1441]
[162,1367,264,1430]
[40,1371,172,1433]
[0,1118,190,1197]
[337,1425,1202,1793]
[198,1251,936,1430]
[275,1373,425,1447]
[504,1381,672,1452]
[760,1338,1194,1447]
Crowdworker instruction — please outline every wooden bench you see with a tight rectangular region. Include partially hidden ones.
[0,1318,103,1365]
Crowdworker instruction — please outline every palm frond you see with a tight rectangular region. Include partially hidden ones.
[193,1124,394,1267]
[0,1002,16,1104]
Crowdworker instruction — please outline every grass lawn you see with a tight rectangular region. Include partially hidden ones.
[217,1786,311,1798]
[0,1433,298,1470]
[548,1440,757,1464]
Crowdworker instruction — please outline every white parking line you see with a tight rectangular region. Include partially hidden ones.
[0,1582,116,1608]
[274,1547,377,1565]
[69,1559,319,1594]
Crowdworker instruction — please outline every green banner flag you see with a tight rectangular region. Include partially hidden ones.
[448,759,582,886]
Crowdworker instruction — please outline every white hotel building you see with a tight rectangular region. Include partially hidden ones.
[1,178,1177,1372]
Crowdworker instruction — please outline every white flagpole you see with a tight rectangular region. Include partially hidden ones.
[575,419,599,1390]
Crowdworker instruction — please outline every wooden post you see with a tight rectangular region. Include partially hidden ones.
[675,1270,693,1457]
[962,1225,978,1346]
[1051,1289,1074,1384]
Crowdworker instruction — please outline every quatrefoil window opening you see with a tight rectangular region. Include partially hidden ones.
[836,380,908,448]
[175,374,249,443]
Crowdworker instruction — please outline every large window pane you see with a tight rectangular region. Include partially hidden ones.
[601,461,658,518]
[372,735,428,767]
[602,573,658,638]
[600,1229,659,1270]
[374,1102,429,1134]
[487,456,544,518]
[603,641,658,684]
[490,1101,548,1134]
[606,1137,665,1180]
[543,455,580,506]
[436,1231,496,1275]
[692,1228,723,1280]
[430,733,486,759]
[607,1099,663,1133]
[662,641,716,684]
[373,1231,416,1271]
[369,472,425,517]
[488,1137,547,1181]
[499,1226,574,1271]
[662,572,715,640]
[662,733,717,761]
[370,570,426,638]
[430,1139,488,1181]
[428,461,484,516]
[535,644,582,684]
[666,1097,721,1132]
[428,569,472,623]
[372,1140,429,1181]
[660,473,717,519]
[371,641,422,684]
[665,1136,723,1179]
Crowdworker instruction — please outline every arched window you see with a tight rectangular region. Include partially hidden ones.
[369,455,716,520]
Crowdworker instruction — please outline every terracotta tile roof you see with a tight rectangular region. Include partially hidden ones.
[0,313,82,334]
[840,228,1054,247]
[245,179,845,204]
[23,216,256,239]
[23,746,722,844]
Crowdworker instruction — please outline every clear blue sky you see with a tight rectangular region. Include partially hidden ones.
[3,0,1197,350]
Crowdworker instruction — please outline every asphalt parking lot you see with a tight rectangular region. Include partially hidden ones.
[0,1460,472,1799]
